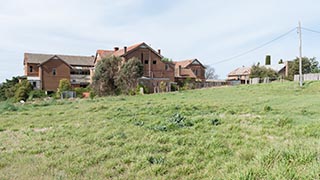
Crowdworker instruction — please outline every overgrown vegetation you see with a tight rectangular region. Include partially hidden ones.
[92,56,143,96]
[0,82,320,179]
[287,57,320,80]
[0,77,33,102]
[116,57,143,95]
[250,63,278,79]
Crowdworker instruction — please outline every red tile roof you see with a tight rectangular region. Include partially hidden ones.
[173,59,194,68]
[228,67,251,76]
[96,42,153,59]
[180,68,196,78]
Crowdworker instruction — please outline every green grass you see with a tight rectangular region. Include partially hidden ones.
[0,82,320,179]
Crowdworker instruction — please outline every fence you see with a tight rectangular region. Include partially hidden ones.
[294,73,320,81]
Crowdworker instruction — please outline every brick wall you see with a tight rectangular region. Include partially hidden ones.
[41,59,71,91]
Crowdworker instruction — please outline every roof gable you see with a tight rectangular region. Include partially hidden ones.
[96,42,163,60]
[174,59,205,69]
[24,53,94,66]
[39,55,72,69]
[228,67,251,76]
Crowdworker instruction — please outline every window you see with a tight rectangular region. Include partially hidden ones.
[153,60,157,64]
[193,69,198,76]
[144,60,149,64]
[32,82,37,88]
[141,53,144,62]
[165,64,169,71]
[29,66,33,73]
[52,68,56,76]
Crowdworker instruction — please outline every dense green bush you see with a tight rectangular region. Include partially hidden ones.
[74,87,90,98]
[0,76,20,101]
[117,57,143,95]
[28,90,46,100]
[14,80,32,102]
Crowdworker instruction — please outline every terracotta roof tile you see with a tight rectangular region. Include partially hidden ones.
[228,67,251,76]
[173,59,194,68]
[180,68,197,78]
[96,42,151,59]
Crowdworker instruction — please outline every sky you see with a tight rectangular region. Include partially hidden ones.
[1,0,320,82]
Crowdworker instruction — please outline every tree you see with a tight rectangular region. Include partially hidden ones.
[0,76,20,101]
[287,57,320,80]
[161,57,172,62]
[14,80,32,102]
[92,56,121,96]
[278,59,284,64]
[265,55,271,65]
[250,63,278,79]
[205,65,219,80]
[58,79,72,92]
[116,57,143,95]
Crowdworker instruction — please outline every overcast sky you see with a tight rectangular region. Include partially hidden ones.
[1,0,320,82]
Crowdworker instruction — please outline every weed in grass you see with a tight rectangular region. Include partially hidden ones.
[277,117,292,127]
[134,121,144,126]
[147,156,165,165]
[211,118,221,126]
[264,105,272,112]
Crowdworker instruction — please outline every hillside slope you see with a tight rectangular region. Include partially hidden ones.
[1,82,320,179]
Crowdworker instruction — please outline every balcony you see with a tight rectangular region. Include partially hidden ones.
[70,75,91,84]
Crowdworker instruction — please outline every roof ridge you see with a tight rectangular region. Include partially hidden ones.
[25,52,94,58]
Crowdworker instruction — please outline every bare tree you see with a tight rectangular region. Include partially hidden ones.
[205,65,219,80]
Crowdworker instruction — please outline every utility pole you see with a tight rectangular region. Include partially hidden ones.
[298,21,303,87]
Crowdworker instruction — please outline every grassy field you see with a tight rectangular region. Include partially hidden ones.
[0,82,320,179]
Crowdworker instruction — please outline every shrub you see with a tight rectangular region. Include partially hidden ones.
[28,90,46,100]
[171,84,178,91]
[57,79,72,93]
[14,80,32,102]
[74,87,90,98]
[160,81,167,92]
[136,84,149,94]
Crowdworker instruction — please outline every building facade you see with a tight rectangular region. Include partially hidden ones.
[24,53,94,92]
[23,42,206,93]
[174,59,206,83]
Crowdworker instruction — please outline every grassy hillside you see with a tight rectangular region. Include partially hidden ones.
[0,82,320,179]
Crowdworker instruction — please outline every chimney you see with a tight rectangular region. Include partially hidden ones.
[158,49,161,55]
[124,46,127,54]
[114,47,119,51]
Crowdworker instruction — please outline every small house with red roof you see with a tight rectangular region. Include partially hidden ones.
[174,59,206,82]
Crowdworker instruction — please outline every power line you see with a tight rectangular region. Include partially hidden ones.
[301,27,320,34]
[211,27,297,65]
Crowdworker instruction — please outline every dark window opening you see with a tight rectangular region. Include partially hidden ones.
[70,70,90,75]
[153,60,157,64]
[165,64,169,71]
[52,68,56,76]
[144,60,149,64]
[29,66,33,73]
[32,82,36,88]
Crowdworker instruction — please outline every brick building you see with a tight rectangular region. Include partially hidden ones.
[23,42,207,93]
[24,53,94,92]
[95,42,175,92]
[174,59,206,83]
